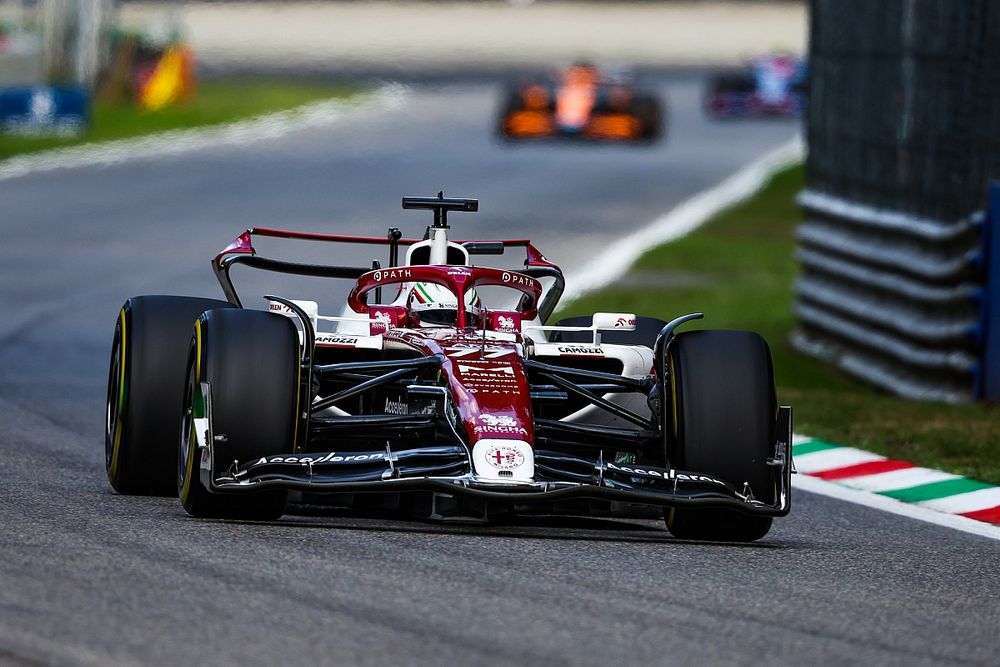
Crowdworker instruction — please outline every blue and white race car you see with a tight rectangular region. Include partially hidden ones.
[705,53,806,118]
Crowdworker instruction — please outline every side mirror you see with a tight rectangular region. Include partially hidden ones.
[592,312,637,331]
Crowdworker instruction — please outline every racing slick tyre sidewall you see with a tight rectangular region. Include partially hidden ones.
[665,330,776,542]
[178,308,298,520]
[496,89,526,141]
[106,295,235,495]
[634,95,664,143]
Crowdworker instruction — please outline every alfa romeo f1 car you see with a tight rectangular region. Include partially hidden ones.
[498,64,664,143]
[105,194,791,541]
[705,53,806,118]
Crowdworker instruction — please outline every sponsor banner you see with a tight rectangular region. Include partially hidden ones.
[500,271,539,291]
[370,306,408,335]
[0,86,88,136]
[316,334,359,347]
[315,333,383,349]
[455,360,524,396]
[557,345,604,356]
[490,310,521,334]
[473,413,528,437]
[268,299,319,326]
[592,312,637,331]
[605,461,727,487]
[252,451,387,466]
[383,398,436,416]
[371,268,413,283]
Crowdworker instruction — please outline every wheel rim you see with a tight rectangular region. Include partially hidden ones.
[178,359,196,495]
[105,323,123,472]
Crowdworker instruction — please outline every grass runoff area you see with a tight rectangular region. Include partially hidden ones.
[0,78,355,161]
[561,166,1000,485]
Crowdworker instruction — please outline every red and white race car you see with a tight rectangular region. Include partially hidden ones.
[105,194,791,541]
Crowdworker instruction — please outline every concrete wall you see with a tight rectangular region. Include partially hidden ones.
[117,1,807,73]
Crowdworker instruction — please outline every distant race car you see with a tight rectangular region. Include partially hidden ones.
[105,194,791,542]
[498,64,664,143]
[705,53,806,118]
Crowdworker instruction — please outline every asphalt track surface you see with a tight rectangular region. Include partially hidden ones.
[1,77,998,666]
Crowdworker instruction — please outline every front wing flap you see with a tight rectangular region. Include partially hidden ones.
[206,406,793,517]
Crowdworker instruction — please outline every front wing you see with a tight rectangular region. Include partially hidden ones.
[194,385,793,517]
[705,91,804,117]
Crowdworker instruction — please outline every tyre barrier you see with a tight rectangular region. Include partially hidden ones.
[792,187,999,403]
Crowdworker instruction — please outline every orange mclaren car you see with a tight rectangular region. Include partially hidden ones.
[498,64,664,143]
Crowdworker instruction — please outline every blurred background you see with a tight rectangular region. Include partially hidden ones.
[0,1,807,86]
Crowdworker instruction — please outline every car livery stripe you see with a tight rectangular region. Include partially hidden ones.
[194,319,202,380]
[792,446,884,474]
[810,458,913,480]
[880,478,995,503]
[793,436,1000,527]
[414,283,434,304]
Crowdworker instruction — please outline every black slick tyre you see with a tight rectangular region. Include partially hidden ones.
[106,295,234,495]
[634,95,664,143]
[178,308,299,520]
[664,329,777,542]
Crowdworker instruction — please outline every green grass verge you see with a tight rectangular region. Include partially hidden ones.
[560,166,1000,485]
[0,78,356,160]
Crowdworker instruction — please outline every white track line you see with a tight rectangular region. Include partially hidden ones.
[561,134,805,302]
[0,83,409,182]
[794,474,1000,541]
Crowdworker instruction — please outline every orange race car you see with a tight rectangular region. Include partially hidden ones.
[498,64,664,143]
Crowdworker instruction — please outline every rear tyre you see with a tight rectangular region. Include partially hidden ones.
[664,330,776,542]
[496,88,525,140]
[705,71,756,117]
[178,308,299,520]
[710,72,756,94]
[634,95,664,143]
[105,295,234,495]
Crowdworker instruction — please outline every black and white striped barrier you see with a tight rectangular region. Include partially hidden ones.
[792,186,998,403]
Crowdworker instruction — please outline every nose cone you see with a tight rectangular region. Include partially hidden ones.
[471,439,535,481]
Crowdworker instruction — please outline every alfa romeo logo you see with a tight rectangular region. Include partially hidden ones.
[485,444,524,470]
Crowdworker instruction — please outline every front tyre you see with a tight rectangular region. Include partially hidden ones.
[178,308,299,520]
[106,295,234,495]
[665,330,777,542]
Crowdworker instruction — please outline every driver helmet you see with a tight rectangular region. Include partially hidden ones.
[407,282,481,327]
